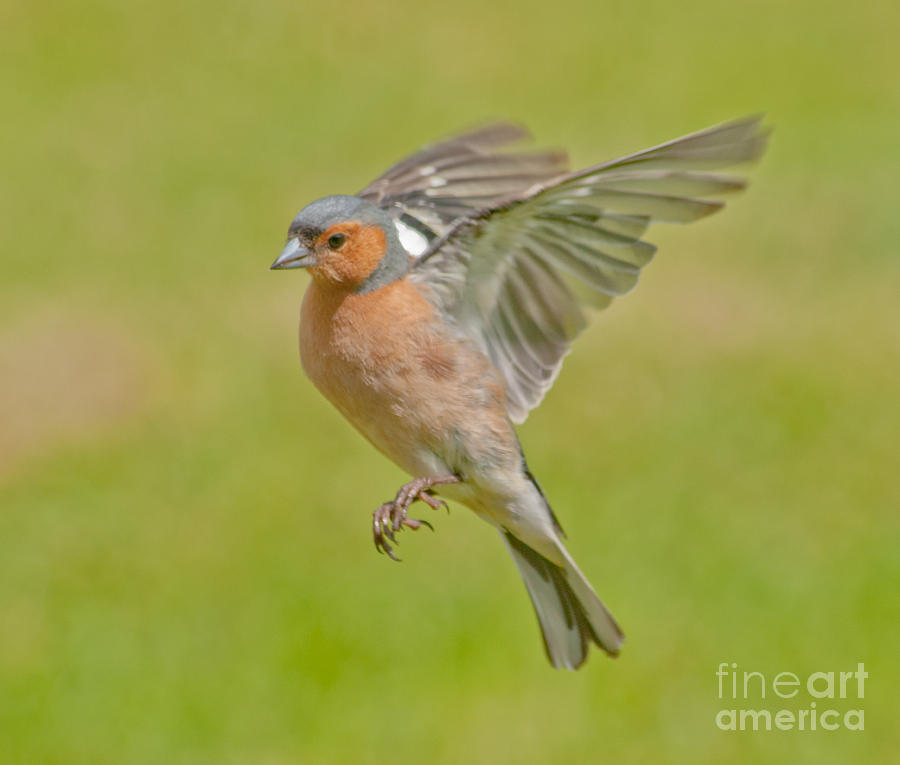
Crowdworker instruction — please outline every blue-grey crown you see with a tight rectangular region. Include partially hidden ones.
[289,195,393,242]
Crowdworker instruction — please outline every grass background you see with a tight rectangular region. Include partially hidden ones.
[1,0,898,762]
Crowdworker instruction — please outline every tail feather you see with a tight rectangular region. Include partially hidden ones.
[503,531,624,669]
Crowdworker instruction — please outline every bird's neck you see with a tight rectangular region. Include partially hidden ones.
[355,248,411,294]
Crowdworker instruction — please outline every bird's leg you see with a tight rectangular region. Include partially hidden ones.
[372,475,460,561]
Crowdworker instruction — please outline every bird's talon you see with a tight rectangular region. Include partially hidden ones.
[417,490,448,513]
[370,475,460,558]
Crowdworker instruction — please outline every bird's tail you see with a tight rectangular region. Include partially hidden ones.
[502,531,624,669]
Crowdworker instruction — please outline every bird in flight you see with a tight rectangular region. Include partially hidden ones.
[271,117,768,669]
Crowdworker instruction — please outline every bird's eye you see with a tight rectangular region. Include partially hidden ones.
[327,233,347,250]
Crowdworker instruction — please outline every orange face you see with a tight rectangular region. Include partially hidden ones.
[307,222,388,289]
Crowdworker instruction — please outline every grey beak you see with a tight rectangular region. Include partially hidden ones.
[270,237,314,270]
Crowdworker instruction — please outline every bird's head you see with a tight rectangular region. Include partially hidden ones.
[270,195,409,292]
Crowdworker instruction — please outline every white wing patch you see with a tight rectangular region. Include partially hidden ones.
[394,218,430,256]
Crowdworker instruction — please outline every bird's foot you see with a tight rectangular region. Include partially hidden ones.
[372,475,460,561]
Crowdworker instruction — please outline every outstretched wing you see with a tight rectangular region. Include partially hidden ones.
[358,122,569,253]
[409,116,770,424]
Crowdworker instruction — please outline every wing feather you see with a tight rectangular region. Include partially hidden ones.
[405,116,769,422]
[358,122,569,244]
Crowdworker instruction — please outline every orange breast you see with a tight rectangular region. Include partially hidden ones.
[298,277,514,477]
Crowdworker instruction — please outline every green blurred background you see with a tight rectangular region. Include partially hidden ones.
[1,0,898,762]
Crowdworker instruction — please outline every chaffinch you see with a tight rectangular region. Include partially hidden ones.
[271,117,768,669]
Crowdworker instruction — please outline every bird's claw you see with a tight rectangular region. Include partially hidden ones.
[371,475,459,561]
[373,502,417,561]
[419,490,449,513]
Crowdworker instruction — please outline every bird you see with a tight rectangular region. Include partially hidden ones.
[271,117,768,669]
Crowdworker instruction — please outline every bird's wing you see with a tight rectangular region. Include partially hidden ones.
[357,122,569,252]
[409,116,769,424]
